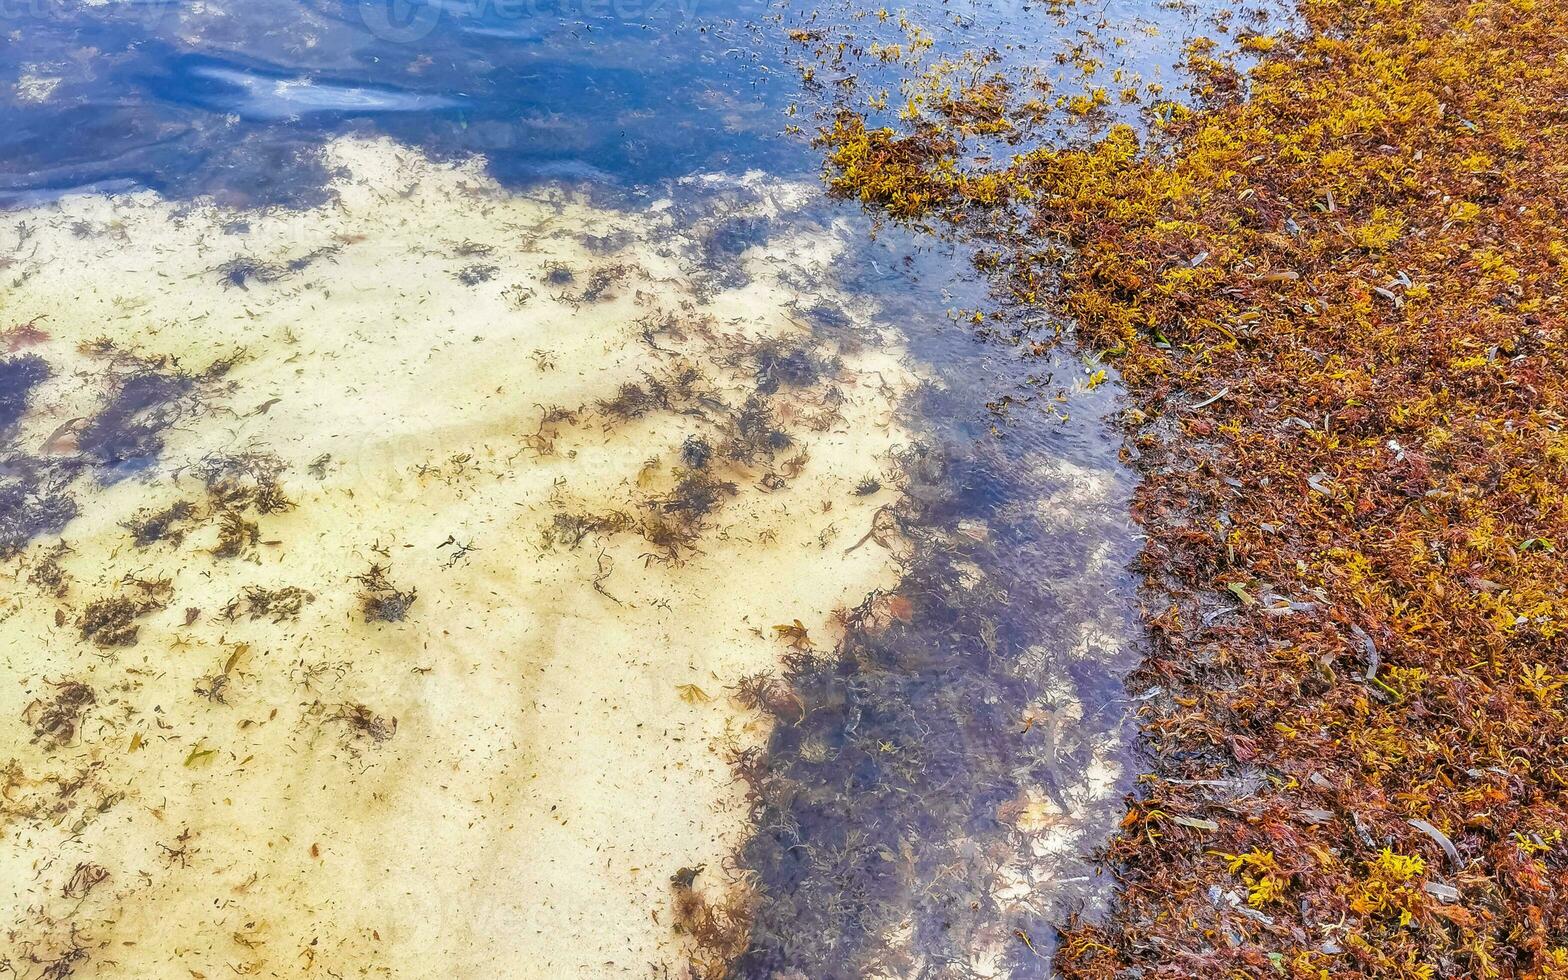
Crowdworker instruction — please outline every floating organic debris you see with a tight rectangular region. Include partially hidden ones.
[796,0,1568,972]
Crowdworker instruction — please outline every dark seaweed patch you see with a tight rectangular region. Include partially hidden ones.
[78,577,172,647]
[455,263,499,286]
[212,510,259,559]
[197,451,293,514]
[708,431,1142,978]
[596,362,713,423]
[797,301,853,332]
[122,500,197,548]
[75,371,196,480]
[750,340,825,395]
[0,354,49,432]
[224,585,314,622]
[660,472,739,526]
[217,245,339,289]
[724,395,792,463]
[355,563,418,623]
[680,435,714,470]
[25,679,95,749]
[572,264,630,304]
[700,216,771,289]
[0,461,78,559]
[582,230,633,254]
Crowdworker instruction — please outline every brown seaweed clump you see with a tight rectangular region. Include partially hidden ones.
[354,563,418,623]
[24,679,96,748]
[78,577,173,647]
[122,500,197,548]
[798,0,1568,972]
[224,585,315,622]
[328,702,397,743]
[671,864,754,980]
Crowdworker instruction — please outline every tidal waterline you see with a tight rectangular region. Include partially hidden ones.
[4,0,1230,975]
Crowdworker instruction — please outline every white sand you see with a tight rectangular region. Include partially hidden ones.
[0,138,915,978]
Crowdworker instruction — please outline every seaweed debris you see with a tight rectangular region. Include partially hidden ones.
[224,585,315,622]
[122,500,197,548]
[217,244,339,289]
[78,576,172,647]
[0,459,78,559]
[328,702,397,744]
[354,563,418,623]
[25,679,96,749]
[802,0,1568,973]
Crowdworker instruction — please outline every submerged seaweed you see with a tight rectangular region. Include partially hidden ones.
[75,371,196,479]
[0,353,50,433]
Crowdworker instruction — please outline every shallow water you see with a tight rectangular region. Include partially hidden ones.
[3,1,1236,976]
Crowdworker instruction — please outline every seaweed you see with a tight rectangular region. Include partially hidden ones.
[60,863,109,900]
[354,563,418,623]
[596,362,713,423]
[74,370,197,479]
[78,577,172,647]
[542,511,634,551]
[27,544,71,596]
[0,353,49,432]
[455,263,499,286]
[212,510,259,559]
[680,435,714,470]
[0,460,78,559]
[328,702,397,743]
[660,472,738,523]
[750,339,825,394]
[217,244,339,289]
[24,679,95,748]
[699,215,771,288]
[224,585,314,622]
[121,499,196,547]
[197,451,293,514]
[796,0,1568,973]
[572,263,630,303]
[671,863,753,980]
[724,394,792,463]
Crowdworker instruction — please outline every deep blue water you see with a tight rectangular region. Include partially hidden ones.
[0,0,796,203]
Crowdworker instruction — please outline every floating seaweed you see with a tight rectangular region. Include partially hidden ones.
[794,0,1568,973]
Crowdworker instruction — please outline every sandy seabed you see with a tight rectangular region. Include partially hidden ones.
[0,138,917,978]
